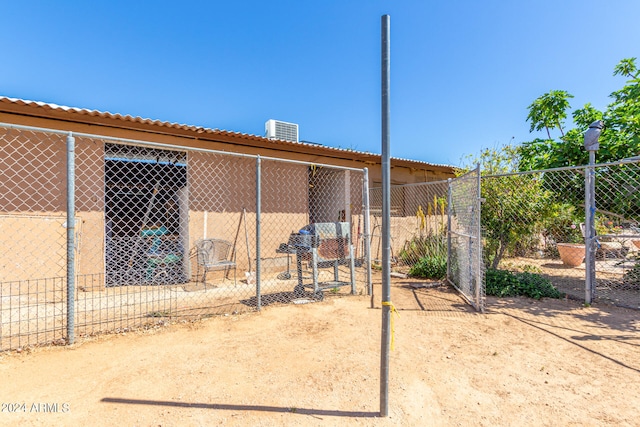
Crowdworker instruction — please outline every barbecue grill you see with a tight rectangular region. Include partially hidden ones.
[285,222,356,300]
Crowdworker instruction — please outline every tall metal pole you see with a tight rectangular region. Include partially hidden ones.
[446,178,452,283]
[256,155,262,310]
[380,13,391,418]
[66,132,76,345]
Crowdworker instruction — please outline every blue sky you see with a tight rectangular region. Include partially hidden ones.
[2,1,639,166]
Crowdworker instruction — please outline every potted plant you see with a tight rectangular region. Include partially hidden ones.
[542,203,585,267]
[556,223,585,267]
[557,244,585,267]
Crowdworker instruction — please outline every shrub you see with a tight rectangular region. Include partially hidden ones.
[543,203,583,242]
[399,200,447,266]
[485,268,562,300]
[516,271,563,299]
[409,254,447,280]
[485,269,521,297]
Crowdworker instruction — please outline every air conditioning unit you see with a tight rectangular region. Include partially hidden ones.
[265,119,298,142]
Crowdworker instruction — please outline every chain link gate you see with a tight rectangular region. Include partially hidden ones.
[448,166,484,311]
[0,123,371,352]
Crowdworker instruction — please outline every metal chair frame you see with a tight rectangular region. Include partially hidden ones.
[195,238,237,286]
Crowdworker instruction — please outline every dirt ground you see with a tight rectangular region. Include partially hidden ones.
[1,281,639,427]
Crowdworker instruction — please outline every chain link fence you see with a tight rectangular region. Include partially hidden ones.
[481,160,640,309]
[0,124,370,351]
[367,157,640,313]
[589,160,640,307]
[481,166,591,302]
[0,126,68,350]
[369,181,447,273]
[4,122,637,352]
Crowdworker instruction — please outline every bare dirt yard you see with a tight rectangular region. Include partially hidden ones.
[1,281,639,427]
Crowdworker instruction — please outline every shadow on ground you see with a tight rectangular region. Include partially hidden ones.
[100,397,378,418]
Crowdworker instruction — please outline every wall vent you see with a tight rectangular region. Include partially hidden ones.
[265,119,298,142]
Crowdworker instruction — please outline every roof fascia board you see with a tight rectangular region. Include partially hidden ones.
[0,98,453,172]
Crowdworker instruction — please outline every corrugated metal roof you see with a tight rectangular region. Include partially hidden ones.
[0,96,454,169]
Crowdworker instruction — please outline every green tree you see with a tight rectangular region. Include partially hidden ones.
[526,90,574,139]
[461,145,552,269]
[519,58,640,170]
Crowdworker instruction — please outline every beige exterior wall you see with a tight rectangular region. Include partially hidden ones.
[0,214,68,282]
[187,153,310,274]
[0,128,67,284]
[75,137,105,289]
[0,131,105,289]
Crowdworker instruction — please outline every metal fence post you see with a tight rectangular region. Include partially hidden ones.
[583,120,603,304]
[256,155,262,310]
[363,168,372,299]
[66,132,76,345]
[585,151,596,304]
[475,164,484,312]
[446,178,452,283]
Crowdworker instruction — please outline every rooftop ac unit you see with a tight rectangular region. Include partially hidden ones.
[265,119,298,142]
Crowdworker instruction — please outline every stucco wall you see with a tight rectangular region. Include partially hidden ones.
[187,154,311,274]
[0,110,453,287]
[0,131,105,289]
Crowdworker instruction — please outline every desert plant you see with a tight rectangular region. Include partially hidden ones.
[399,233,447,265]
[485,269,521,297]
[516,272,563,299]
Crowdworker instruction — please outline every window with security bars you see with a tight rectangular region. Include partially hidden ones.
[104,143,188,286]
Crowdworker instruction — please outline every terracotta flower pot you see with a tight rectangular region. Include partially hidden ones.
[632,240,640,250]
[556,243,585,267]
